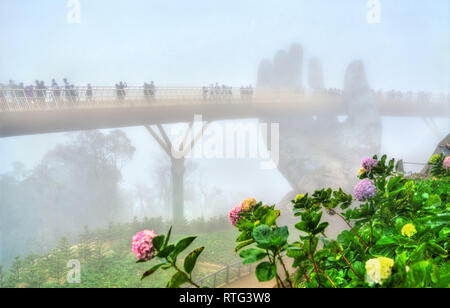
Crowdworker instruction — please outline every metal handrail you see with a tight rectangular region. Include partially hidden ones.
[0,87,448,113]
[188,260,254,288]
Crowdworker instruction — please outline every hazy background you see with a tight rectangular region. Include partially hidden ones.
[0,0,449,267]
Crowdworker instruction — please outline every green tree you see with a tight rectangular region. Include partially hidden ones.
[9,256,23,284]
[22,252,48,288]
[0,264,5,288]
[48,237,72,284]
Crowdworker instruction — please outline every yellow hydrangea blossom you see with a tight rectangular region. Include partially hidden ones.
[358,167,366,176]
[401,224,417,237]
[429,154,440,164]
[295,194,305,202]
[365,257,394,285]
[241,198,257,211]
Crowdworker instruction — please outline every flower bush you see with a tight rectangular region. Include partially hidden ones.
[138,154,449,288]
[230,154,449,288]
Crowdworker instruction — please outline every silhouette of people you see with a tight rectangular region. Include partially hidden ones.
[51,79,61,105]
[70,85,78,104]
[17,83,25,105]
[149,81,155,100]
[0,84,6,111]
[116,81,127,102]
[63,78,72,105]
[144,83,150,100]
[202,86,208,100]
[25,84,34,107]
[86,84,93,103]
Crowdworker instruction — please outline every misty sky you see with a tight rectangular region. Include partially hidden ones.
[0,0,448,92]
[0,0,449,219]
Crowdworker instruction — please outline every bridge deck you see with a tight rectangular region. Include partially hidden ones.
[0,87,448,137]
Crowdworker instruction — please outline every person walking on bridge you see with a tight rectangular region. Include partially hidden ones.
[86,83,93,104]
[24,84,34,107]
[63,78,72,106]
[0,84,6,111]
[16,83,25,107]
[51,79,61,106]
[202,86,208,101]
[149,81,155,100]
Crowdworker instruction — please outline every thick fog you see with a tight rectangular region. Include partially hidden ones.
[0,0,449,272]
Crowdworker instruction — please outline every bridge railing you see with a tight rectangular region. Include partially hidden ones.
[186,261,254,288]
[0,87,448,113]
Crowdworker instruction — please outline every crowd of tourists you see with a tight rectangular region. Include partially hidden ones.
[0,79,446,112]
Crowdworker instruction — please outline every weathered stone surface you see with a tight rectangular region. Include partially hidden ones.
[308,57,325,90]
[260,60,381,221]
[257,44,303,88]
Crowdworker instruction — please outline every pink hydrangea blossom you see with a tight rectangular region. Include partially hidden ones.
[362,157,378,172]
[353,178,376,201]
[228,205,243,226]
[132,230,157,261]
[443,157,450,170]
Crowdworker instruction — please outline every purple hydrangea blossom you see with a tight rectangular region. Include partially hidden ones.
[353,178,376,201]
[362,157,378,172]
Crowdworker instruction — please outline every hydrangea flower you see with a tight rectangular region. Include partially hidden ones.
[362,157,378,172]
[429,154,440,164]
[132,230,157,261]
[241,198,257,211]
[228,205,243,226]
[443,156,450,170]
[353,178,376,201]
[365,257,394,285]
[295,194,305,202]
[358,167,366,176]
[401,224,417,237]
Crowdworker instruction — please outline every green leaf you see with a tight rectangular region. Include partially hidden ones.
[294,221,309,233]
[184,247,205,274]
[236,218,254,231]
[286,247,305,258]
[313,222,329,235]
[252,225,272,246]
[370,240,396,258]
[234,239,255,253]
[152,235,165,251]
[427,242,448,258]
[262,209,280,226]
[255,262,277,282]
[141,263,164,280]
[406,261,431,288]
[166,271,189,288]
[136,259,148,263]
[157,244,175,258]
[270,226,289,246]
[236,231,252,242]
[173,236,197,257]
[376,236,398,246]
[239,248,267,264]
[439,226,450,239]
[164,226,172,248]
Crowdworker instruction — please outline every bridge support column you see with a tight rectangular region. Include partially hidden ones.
[145,121,210,226]
[171,156,185,225]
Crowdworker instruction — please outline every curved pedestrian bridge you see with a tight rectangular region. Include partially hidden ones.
[0,87,448,137]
